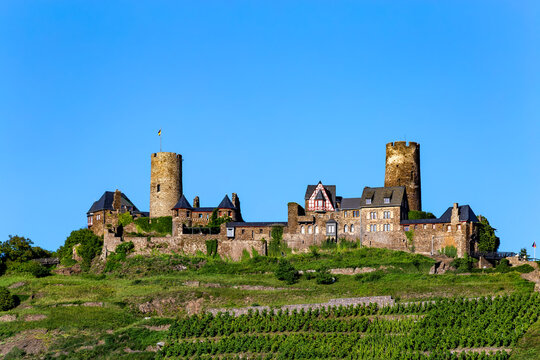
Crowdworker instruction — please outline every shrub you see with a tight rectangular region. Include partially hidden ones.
[408,211,436,220]
[7,261,50,277]
[118,212,134,227]
[205,239,218,257]
[0,286,16,311]
[134,216,172,235]
[452,255,475,272]
[29,262,50,278]
[513,264,534,273]
[321,238,337,250]
[315,268,336,285]
[274,259,299,284]
[355,271,384,283]
[496,258,511,273]
[439,246,458,258]
[57,229,102,268]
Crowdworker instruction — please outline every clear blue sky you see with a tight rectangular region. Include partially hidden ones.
[1,1,538,254]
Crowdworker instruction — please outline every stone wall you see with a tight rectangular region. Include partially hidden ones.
[384,141,421,211]
[150,152,182,218]
[102,232,266,261]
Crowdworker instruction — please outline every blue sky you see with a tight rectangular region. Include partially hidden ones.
[1,1,538,254]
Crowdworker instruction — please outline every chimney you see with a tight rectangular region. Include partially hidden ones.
[451,203,459,224]
[113,189,122,211]
[193,196,200,208]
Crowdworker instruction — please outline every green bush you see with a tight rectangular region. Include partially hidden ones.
[268,226,288,257]
[315,268,336,285]
[7,261,50,277]
[355,271,384,283]
[451,255,475,272]
[496,258,511,273]
[439,246,458,258]
[118,212,134,227]
[408,210,436,220]
[57,229,103,269]
[134,216,172,235]
[513,264,534,273]
[274,259,299,285]
[104,242,134,273]
[4,347,25,360]
[76,237,103,271]
[0,286,16,311]
[321,238,337,250]
[205,239,218,257]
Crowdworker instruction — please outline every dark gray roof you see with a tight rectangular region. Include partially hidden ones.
[314,190,325,200]
[439,205,479,223]
[304,182,336,205]
[193,207,215,212]
[217,195,236,209]
[87,191,139,214]
[226,222,288,228]
[340,197,363,210]
[359,186,406,208]
[172,194,192,210]
[401,205,479,225]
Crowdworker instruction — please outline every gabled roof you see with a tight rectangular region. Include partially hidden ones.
[304,182,337,205]
[217,195,236,209]
[87,191,139,214]
[172,194,193,210]
[439,205,479,223]
[401,204,479,225]
[358,186,406,208]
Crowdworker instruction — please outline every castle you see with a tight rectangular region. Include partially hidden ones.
[88,141,481,260]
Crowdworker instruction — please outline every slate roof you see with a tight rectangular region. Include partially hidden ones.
[358,186,406,208]
[401,205,479,225]
[304,182,337,205]
[87,191,140,214]
[172,194,193,210]
[226,222,288,228]
[217,195,236,209]
[193,207,215,212]
[340,197,363,210]
[439,205,479,223]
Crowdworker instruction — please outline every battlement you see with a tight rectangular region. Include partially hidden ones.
[386,141,420,150]
[152,152,182,160]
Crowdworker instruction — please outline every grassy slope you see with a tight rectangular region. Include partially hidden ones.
[510,318,540,360]
[0,247,536,359]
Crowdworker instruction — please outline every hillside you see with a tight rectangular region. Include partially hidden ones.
[0,246,539,359]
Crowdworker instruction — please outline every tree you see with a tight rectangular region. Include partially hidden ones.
[477,216,500,252]
[207,209,232,228]
[0,235,50,263]
[519,248,529,261]
[57,229,103,269]
[408,211,436,220]
[0,286,16,311]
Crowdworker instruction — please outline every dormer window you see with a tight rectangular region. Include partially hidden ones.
[384,197,390,204]
[366,199,372,205]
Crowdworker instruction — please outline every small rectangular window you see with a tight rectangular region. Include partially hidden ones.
[366,199,372,205]
[198,213,202,218]
[157,184,160,192]
[384,197,390,204]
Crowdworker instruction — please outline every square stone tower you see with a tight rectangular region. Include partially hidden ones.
[150,152,182,218]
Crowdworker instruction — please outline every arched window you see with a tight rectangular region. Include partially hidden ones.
[308,225,313,234]
[315,225,319,234]
[344,225,348,233]
[350,224,354,233]
[301,225,305,234]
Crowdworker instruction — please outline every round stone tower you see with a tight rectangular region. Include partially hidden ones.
[150,152,182,218]
[384,141,421,211]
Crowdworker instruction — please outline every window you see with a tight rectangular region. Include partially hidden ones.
[344,211,348,217]
[87,216,93,226]
[447,225,451,232]
[370,224,377,232]
[198,213,203,218]
[384,197,390,204]
[241,229,245,234]
[404,226,410,231]
[423,224,427,229]
[308,225,313,234]
[383,224,390,231]
[228,211,232,217]
[383,211,391,219]
[157,184,160,192]
[186,211,191,217]
[370,212,377,219]
[344,225,348,233]
[96,214,101,221]
[259,229,263,234]
[432,224,435,229]
[353,210,359,217]
[327,225,335,234]
[350,224,354,233]
[366,199,372,205]
[301,226,305,234]
[457,224,462,231]
[317,200,323,208]
[315,225,319,234]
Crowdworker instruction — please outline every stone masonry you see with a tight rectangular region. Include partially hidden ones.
[150,152,182,218]
[385,141,421,211]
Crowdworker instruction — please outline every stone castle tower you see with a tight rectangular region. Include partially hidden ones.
[150,152,182,218]
[384,141,421,211]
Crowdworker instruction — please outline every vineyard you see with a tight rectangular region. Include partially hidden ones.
[159,293,540,360]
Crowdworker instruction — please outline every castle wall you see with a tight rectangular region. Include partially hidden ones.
[150,152,182,218]
[384,142,421,211]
